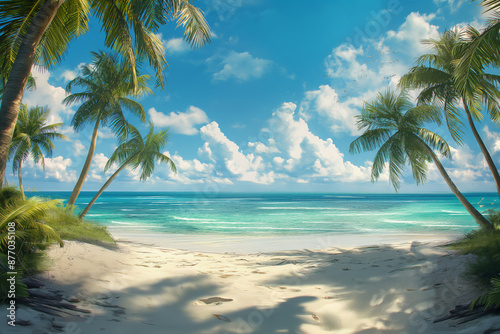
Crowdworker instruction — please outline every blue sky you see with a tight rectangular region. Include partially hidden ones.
[11,0,500,193]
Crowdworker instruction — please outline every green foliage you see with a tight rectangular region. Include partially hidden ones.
[9,104,67,172]
[0,188,61,302]
[64,51,151,140]
[452,211,500,310]
[452,226,500,282]
[106,122,177,181]
[349,88,447,191]
[44,205,115,247]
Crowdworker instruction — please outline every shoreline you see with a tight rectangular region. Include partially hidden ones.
[3,234,500,333]
[109,228,464,253]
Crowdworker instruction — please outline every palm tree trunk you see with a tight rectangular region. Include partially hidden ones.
[0,0,64,188]
[424,143,493,230]
[18,162,24,200]
[462,98,500,199]
[67,118,100,206]
[79,162,130,220]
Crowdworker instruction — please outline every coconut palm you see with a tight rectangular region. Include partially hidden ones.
[455,0,500,97]
[0,0,210,187]
[350,89,493,230]
[79,123,176,219]
[399,29,500,198]
[63,51,152,206]
[9,104,67,199]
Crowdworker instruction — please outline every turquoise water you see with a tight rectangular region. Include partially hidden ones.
[35,192,499,236]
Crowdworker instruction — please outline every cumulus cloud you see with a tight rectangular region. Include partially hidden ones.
[23,66,74,124]
[87,153,113,181]
[148,106,209,135]
[302,85,360,135]
[200,121,282,184]
[386,12,440,57]
[31,156,77,182]
[262,103,371,182]
[212,51,271,82]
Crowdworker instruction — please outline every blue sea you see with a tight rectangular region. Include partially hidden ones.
[33,192,499,237]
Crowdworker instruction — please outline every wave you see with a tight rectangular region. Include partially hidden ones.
[172,216,216,221]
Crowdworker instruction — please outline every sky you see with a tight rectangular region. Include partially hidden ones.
[11,0,500,194]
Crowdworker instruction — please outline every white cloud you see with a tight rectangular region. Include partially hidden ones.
[213,51,271,82]
[35,156,76,182]
[255,103,371,182]
[87,153,113,181]
[200,121,281,184]
[73,140,86,156]
[433,0,465,12]
[484,125,500,153]
[148,106,209,135]
[60,62,86,82]
[164,37,190,54]
[302,85,359,135]
[386,12,440,57]
[97,127,115,139]
[23,66,74,124]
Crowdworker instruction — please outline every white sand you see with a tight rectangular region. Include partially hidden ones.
[3,235,500,334]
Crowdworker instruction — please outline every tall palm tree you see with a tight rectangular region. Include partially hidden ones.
[0,0,210,187]
[64,51,151,206]
[350,89,493,230]
[9,104,67,199]
[455,0,500,97]
[79,123,176,219]
[399,29,500,198]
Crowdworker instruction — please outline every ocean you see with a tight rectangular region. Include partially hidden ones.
[33,191,499,237]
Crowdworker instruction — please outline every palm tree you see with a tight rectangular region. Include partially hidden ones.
[455,0,500,97]
[0,0,210,187]
[9,104,67,199]
[399,29,500,198]
[63,51,152,206]
[79,123,176,219]
[349,89,493,230]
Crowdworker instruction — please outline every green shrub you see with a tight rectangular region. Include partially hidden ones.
[452,210,500,309]
[0,190,62,302]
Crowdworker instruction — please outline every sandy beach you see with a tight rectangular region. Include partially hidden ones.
[3,235,500,334]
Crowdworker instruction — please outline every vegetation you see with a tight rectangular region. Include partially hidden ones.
[9,104,67,199]
[0,186,114,301]
[63,51,151,206]
[399,29,500,198]
[44,205,114,246]
[0,0,211,188]
[451,210,500,309]
[79,123,176,219]
[349,89,493,230]
[0,187,61,301]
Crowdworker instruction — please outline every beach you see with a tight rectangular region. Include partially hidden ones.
[3,234,500,334]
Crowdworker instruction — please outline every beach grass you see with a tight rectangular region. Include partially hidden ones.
[44,205,115,247]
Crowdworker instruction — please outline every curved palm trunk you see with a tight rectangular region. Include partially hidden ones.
[462,99,500,199]
[18,162,24,200]
[424,144,493,230]
[0,0,64,188]
[67,118,100,206]
[79,162,130,220]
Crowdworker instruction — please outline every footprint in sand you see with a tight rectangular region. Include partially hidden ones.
[213,314,231,322]
[197,297,233,305]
